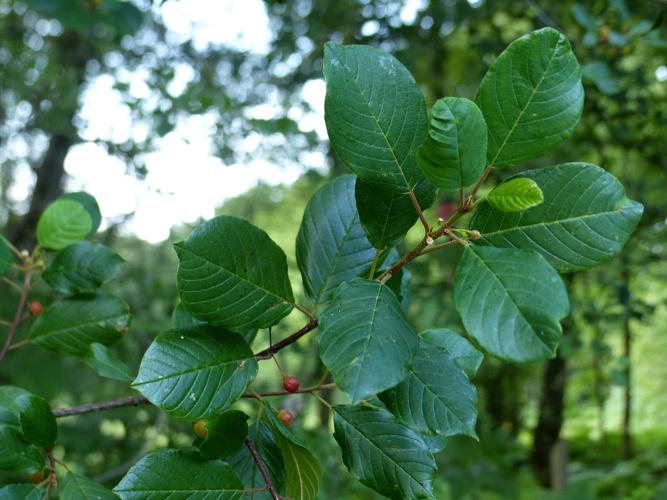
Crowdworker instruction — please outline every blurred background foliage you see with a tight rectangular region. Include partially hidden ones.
[1,0,667,498]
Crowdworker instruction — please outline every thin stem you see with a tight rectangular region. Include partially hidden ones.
[47,449,57,488]
[292,301,316,322]
[255,319,318,360]
[443,228,470,247]
[245,438,280,500]
[368,249,381,279]
[6,239,23,259]
[408,189,430,234]
[2,276,21,292]
[459,187,465,208]
[310,391,332,410]
[0,319,11,327]
[469,165,492,198]
[0,268,32,362]
[268,327,285,376]
[417,239,457,256]
[378,235,430,284]
[251,383,336,398]
[8,338,30,350]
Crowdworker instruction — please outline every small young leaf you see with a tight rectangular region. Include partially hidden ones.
[0,235,14,276]
[420,328,483,378]
[475,28,584,168]
[416,97,488,191]
[114,449,244,499]
[318,279,419,404]
[486,178,544,212]
[60,192,102,235]
[296,175,377,304]
[83,343,134,382]
[175,215,294,330]
[454,246,570,363]
[36,199,93,250]
[43,241,124,294]
[0,386,57,448]
[61,472,118,499]
[333,404,436,500]
[470,163,644,272]
[198,410,249,459]
[29,292,130,356]
[132,326,258,420]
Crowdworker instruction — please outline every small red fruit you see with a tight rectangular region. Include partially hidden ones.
[278,409,294,426]
[193,419,208,439]
[28,301,44,316]
[27,470,45,484]
[283,375,300,393]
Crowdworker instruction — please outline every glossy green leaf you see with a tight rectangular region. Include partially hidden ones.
[475,28,584,168]
[0,426,44,474]
[0,483,42,499]
[379,340,478,438]
[0,235,14,276]
[355,176,436,249]
[61,472,119,499]
[421,329,483,378]
[36,199,93,250]
[43,241,124,294]
[171,304,257,346]
[83,343,134,382]
[416,97,488,191]
[333,404,436,500]
[60,192,102,235]
[265,407,321,500]
[0,386,57,449]
[114,449,244,499]
[454,246,570,363]
[318,279,419,403]
[29,292,130,356]
[175,215,294,330]
[486,178,544,212]
[296,175,377,304]
[323,42,428,191]
[470,163,644,272]
[376,248,411,310]
[228,422,285,498]
[198,410,248,460]
[132,326,258,420]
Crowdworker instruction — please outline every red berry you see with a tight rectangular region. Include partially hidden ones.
[278,409,294,426]
[283,375,300,393]
[28,301,44,316]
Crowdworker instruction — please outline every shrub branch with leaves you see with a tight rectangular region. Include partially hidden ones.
[0,28,642,499]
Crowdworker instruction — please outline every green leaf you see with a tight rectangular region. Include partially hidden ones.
[36,199,93,250]
[296,175,378,304]
[29,292,130,356]
[416,97,488,191]
[0,426,44,474]
[43,241,124,294]
[486,178,544,212]
[114,449,244,499]
[83,343,134,382]
[376,248,411,310]
[475,28,584,168]
[61,472,119,499]
[198,410,249,460]
[132,326,258,420]
[228,422,285,498]
[60,192,102,235]
[379,340,478,438]
[355,176,436,249]
[318,278,419,403]
[0,483,42,499]
[420,329,483,378]
[0,386,57,449]
[333,404,436,499]
[323,42,428,191]
[265,407,321,500]
[171,304,257,346]
[470,163,644,272]
[0,235,14,276]
[454,246,569,363]
[175,216,294,331]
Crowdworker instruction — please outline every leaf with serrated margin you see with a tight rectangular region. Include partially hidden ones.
[132,326,257,420]
[43,241,124,294]
[454,246,569,363]
[0,386,57,448]
[318,278,419,404]
[417,97,488,191]
[333,404,436,500]
[421,328,483,378]
[175,215,294,331]
[61,472,118,499]
[475,27,584,168]
[60,192,102,235]
[296,175,377,304]
[379,340,478,438]
[486,178,544,212]
[114,449,244,499]
[29,292,130,356]
[323,42,428,191]
[36,199,93,250]
[0,235,14,276]
[470,163,643,272]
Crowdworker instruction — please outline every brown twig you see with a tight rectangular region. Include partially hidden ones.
[408,189,430,234]
[255,319,318,360]
[0,269,32,361]
[245,438,279,500]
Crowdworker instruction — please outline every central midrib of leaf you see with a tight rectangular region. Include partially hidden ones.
[351,286,383,398]
[32,312,127,342]
[316,213,361,302]
[132,356,249,386]
[410,366,469,429]
[284,440,307,499]
[488,38,560,167]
